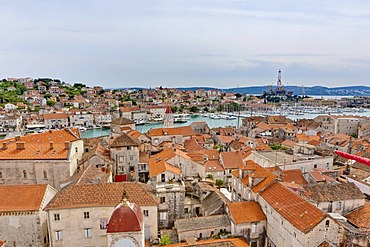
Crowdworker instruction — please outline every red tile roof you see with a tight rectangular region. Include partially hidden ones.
[0,184,49,212]
[46,182,158,210]
[228,201,266,224]
[221,152,244,169]
[260,182,326,233]
[205,160,224,172]
[345,202,370,229]
[147,126,195,137]
[0,128,80,160]
[281,169,308,185]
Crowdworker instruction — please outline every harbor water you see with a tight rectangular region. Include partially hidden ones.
[81,109,370,138]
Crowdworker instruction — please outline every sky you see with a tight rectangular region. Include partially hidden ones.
[1,0,370,88]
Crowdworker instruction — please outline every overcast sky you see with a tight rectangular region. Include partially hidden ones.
[1,0,370,88]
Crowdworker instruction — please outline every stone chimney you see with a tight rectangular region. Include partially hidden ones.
[49,141,54,150]
[64,141,70,150]
[15,136,20,141]
[16,142,25,150]
[2,142,7,150]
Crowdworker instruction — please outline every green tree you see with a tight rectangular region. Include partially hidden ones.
[47,100,55,107]
[206,174,214,180]
[215,179,224,188]
[159,234,171,246]
[190,106,199,113]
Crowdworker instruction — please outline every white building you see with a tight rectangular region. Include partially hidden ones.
[45,182,158,247]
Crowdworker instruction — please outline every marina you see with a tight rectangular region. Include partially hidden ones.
[81,108,370,138]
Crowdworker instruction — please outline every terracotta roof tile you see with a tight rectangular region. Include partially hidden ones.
[281,169,308,186]
[345,202,370,229]
[228,201,266,224]
[0,184,49,212]
[167,238,250,247]
[260,182,326,233]
[147,126,195,137]
[43,113,68,120]
[221,152,244,169]
[46,182,158,210]
[0,128,80,160]
[205,160,224,172]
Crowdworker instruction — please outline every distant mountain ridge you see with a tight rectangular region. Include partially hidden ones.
[120,85,370,96]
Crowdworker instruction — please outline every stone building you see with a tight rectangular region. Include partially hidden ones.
[227,201,266,247]
[43,113,69,129]
[259,182,343,247]
[0,184,57,247]
[109,132,140,181]
[0,128,83,190]
[301,183,365,214]
[45,182,158,246]
[110,116,135,137]
[174,215,230,242]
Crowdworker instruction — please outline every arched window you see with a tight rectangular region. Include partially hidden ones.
[325,220,330,228]
[23,170,27,179]
[43,170,47,179]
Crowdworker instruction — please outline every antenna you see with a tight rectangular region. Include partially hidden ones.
[277,69,282,88]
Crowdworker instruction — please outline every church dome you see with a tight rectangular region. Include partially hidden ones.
[107,197,143,233]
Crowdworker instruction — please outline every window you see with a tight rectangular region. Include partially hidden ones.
[159,212,167,220]
[252,223,257,233]
[75,147,78,153]
[293,232,297,238]
[160,197,166,203]
[314,164,317,169]
[337,201,342,210]
[43,170,47,179]
[184,208,189,214]
[55,231,63,240]
[100,218,108,230]
[143,210,149,217]
[23,170,27,179]
[84,228,92,238]
[325,220,330,228]
[127,146,132,150]
[161,174,165,182]
[54,213,60,221]
[84,212,90,219]
[0,171,2,179]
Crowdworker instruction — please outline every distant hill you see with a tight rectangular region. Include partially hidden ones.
[117,85,370,96]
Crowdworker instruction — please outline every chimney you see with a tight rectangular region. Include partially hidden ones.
[15,136,20,141]
[64,141,70,150]
[16,142,25,150]
[49,141,54,150]
[2,142,7,150]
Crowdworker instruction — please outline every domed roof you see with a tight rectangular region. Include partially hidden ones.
[107,198,143,233]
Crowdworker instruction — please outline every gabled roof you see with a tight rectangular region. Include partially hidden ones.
[110,132,139,147]
[0,184,49,212]
[228,201,266,224]
[110,116,135,125]
[260,182,326,233]
[46,182,158,210]
[0,128,80,160]
[147,126,195,137]
[302,183,365,202]
[205,160,224,172]
[149,159,181,177]
[221,152,244,169]
[345,202,370,229]
[281,169,308,186]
